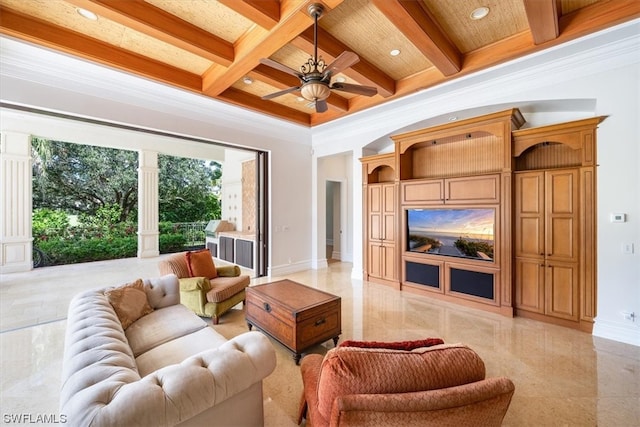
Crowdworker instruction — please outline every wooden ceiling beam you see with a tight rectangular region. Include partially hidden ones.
[293,27,395,97]
[218,0,280,30]
[251,64,349,112]
[202,1,348,97]
[371,0,461,76]
[313,0,640,125]
[523,0,559,45]
[218,87,310,125]
[0,8,202,91]
[66,0,234,66]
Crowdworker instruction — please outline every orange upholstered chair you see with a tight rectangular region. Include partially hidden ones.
[298,342,514,427]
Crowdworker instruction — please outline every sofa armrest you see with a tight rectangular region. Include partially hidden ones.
[179,276,212,292]
[216,265,241,277]
[299,354,325,425]
[74,331,276,426]
[331,377,515,427]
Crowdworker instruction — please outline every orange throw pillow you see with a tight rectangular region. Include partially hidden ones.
[105,278,154,330]
[186,249,217,279]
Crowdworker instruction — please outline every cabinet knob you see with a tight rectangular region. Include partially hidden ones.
[263,302,271,313]
[315,318,326,327]
[547,253,552,256]
[540,253,544,256]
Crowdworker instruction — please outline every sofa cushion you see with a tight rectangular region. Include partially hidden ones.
[126,304,207,357]
[104,279,154,329]
[144,275,181,309]
[206,275,250,303]
[316,343,486,420]
[339,338,444,351]
[135,327,228,377]
[186,249,218,279]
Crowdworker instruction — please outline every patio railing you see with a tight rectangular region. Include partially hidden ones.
[170,222,207,248]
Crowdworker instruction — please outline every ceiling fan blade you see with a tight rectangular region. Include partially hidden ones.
[315,99,328,113]
[261,86,300,100]
[259,58,303,80]
[330,82,377,97]
[322,51,360,79]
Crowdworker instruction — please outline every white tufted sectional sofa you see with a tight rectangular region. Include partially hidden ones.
[60,274,277,427]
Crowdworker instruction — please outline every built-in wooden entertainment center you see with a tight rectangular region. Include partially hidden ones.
[361,109,604,332]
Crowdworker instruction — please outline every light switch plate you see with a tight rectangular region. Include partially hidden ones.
[611,213,626,223]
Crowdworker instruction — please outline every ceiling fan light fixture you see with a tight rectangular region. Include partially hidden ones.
[76,8,98,21]
[301,82,331,102]
[470,6,490,20]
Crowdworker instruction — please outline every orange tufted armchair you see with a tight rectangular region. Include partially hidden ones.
[298,343,514,427]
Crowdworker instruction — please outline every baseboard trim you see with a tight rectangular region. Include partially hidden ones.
[593,318,640,347]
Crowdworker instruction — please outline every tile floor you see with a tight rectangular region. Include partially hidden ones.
[1,256,639,426]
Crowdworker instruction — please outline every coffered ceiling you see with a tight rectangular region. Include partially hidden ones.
[1,0,638,127]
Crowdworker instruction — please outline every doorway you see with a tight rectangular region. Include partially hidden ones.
[326,180,345,263]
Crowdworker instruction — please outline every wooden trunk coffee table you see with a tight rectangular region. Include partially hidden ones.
[245,279,341,364]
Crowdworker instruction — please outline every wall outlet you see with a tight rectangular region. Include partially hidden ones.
[621,311,636,322]
[623,243,634,254]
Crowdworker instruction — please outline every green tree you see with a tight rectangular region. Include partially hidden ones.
[32,140,222,223]
[32,140,138,221]
[158,154,221,222]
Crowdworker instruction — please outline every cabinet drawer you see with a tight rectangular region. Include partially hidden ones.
[445,175,499,204]
[297,308,341,349]
[402,180,443,204]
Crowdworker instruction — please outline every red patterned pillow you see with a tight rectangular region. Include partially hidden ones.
[185,249,217,279]
[339,338,444,351]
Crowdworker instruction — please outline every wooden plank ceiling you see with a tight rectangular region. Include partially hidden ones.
[1,0,638,126]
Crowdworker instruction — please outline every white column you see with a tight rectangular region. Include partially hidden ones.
[0,132,33,273]
[351,149,364,280]
[137,150,159,258]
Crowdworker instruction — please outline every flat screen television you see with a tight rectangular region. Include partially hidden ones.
[406,208,495,261]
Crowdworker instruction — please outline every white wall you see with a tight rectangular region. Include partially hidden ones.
[312,21,640,346]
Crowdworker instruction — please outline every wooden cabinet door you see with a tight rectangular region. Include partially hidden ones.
[515,172,545,259]
[545,261,579,320]
[368,185,382,240]
[381,183,396,242]
[546,170,579,263]
[515,257,544,313]
[514,168,580,320]
[381,242,397,280]
[367,242,396,281]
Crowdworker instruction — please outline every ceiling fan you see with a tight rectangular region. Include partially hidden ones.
[260,3,378,113]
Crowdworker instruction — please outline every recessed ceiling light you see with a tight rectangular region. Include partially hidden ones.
[448,116,458,122]
[335,76,346,83]
[470,6,489,20]
[76,8,98,21]
[242,76,253,85]
[390,49,401,57]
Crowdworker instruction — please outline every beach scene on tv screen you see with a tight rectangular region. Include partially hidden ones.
[407,208,495,261]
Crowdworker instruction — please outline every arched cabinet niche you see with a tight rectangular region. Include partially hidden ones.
[512,117,605,332]
[361,154,399,287]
